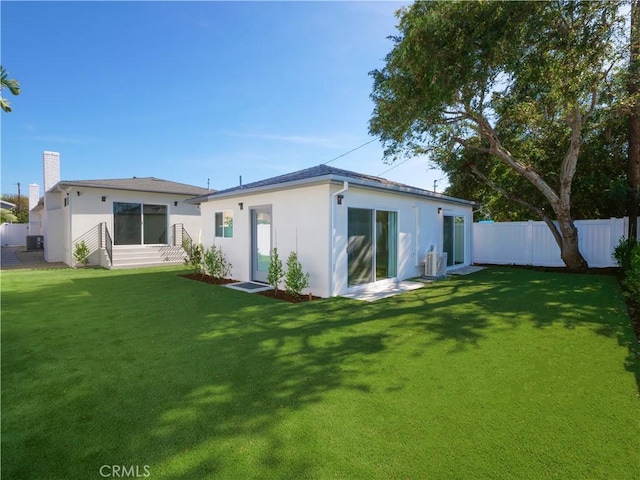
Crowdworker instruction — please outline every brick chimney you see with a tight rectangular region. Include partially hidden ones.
[43,151,60,192]
[28,183,40,210]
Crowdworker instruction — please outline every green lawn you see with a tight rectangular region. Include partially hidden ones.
[1,266,638,479]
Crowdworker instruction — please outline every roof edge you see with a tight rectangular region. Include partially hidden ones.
[188,173,474,207]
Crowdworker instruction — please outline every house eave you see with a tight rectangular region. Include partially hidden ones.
[188,173,475,207]
[54,181,207,197]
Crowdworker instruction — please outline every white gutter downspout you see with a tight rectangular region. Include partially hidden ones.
[329,181,349,297]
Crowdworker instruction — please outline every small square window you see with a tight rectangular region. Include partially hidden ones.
[215,211,233,238]
[64,197,69,207]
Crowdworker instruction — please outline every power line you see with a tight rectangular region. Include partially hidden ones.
[322,139,376,165]
[377,157,411,176]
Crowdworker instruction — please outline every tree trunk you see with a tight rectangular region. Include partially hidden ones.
[555,212,588,271]
[629,0,640,240]
[478,113,589,270]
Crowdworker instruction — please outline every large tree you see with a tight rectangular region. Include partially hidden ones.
[445,105,628,221]
[370,1,628,270]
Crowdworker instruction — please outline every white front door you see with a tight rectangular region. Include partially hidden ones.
[251,206,272,283]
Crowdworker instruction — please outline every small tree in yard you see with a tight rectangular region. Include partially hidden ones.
[203,244,232,279]
[285,251,310,297]
[73,241,90,266]
[267,248,285,296]
[185,243,204,276]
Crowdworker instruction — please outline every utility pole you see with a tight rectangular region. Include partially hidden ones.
[433,179,437,193]
[16,182,21,214]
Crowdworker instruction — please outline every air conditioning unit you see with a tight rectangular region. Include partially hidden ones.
[424,251,447,278]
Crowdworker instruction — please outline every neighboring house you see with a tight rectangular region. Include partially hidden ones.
[31,151,210,268]
[189,164,475,298]
[1,199,16,211]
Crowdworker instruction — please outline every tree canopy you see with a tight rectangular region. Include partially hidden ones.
[1,65,20,113]
[1,195,29,223]
[1,209,18,224]
[369,0,629,269]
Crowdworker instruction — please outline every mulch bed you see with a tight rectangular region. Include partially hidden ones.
[255,289,321,303]
[179,273,239,285]
[179,273,320,303]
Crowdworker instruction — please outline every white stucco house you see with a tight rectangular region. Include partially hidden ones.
[189,165,475,298]
[30,151,210,268]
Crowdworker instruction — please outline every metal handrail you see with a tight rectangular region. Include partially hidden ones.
[171,223,193,253]
[100,222,113,266]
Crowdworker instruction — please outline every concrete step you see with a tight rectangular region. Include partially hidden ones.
[109,245,187,269]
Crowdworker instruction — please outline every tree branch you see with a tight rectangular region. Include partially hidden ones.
[468,164,564,248]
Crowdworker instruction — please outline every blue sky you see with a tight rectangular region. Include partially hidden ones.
[1,1,447,198]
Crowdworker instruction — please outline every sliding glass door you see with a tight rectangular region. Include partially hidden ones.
[443,215,465,267]
[348,208,374,286]
[113,202,167,245]
[376,210,397,280]
[143,204,167,244]
[348,208,398,287]
[114,202,142,245]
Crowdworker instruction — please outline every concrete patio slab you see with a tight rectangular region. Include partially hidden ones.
[340,280,424,302]
[1,246,67,270]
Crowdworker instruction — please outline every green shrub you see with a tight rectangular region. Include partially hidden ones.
[285,251,310,297]
[73,240,90,266]
[622,245,640,301]
[185,243,204,275]
[267,248,285,295]
[613,237,637,271]
[203,244,233,279]
[613,237,640,301]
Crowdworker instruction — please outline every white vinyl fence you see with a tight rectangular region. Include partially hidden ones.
[473,217,636,268]
[0,223,30,246]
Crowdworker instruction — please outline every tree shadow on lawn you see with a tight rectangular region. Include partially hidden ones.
[381,268,639,390]
[1,269,392,479]
[1,267,638,479]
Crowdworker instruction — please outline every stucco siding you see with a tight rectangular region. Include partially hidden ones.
[200,181,473,298]
[200,183,332,297]
[331,184,473,296]
[41,186,203,266]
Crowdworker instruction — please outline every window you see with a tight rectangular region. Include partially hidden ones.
[215,211,233,238]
